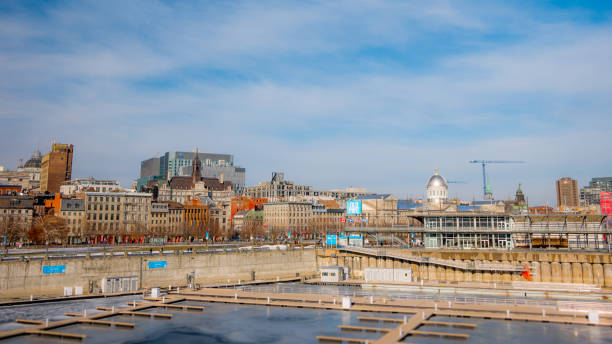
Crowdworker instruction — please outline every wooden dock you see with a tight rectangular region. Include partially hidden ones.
[0,296,189,341]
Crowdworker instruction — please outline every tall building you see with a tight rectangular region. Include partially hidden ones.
[556,177,579,208]
[140,157,161,179]
[40,143,74,193]
[580,177,612,206]
[140,150,245,193]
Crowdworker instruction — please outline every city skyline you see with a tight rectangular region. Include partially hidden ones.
[1,1,612,204]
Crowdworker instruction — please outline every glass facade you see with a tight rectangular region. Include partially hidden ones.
[424,215,512,249]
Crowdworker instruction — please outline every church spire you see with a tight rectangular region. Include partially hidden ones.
[191,148,202,186]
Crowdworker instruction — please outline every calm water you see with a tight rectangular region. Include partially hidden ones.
[1,287,611,343]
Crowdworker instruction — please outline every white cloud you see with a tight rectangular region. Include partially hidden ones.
[0,1,611,205]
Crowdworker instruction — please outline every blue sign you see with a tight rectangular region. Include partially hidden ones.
[288,231,291,239]
[206,232,209,240]
[43,265,66,274]
[347,200,362,215]
[148,261,167,269]
[326,234,337,246]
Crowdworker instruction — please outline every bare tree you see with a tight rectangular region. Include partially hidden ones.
[29,215,68,250]
[206,220,222,241]
[81,219,96,244]
[0,217,26,253]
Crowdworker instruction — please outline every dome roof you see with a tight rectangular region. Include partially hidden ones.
[24,151,42,168]
[426,168,447,188]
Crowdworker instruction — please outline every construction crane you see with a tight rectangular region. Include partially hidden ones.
[469,160,524,200]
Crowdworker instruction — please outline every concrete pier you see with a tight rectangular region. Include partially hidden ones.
[321,248,612,287]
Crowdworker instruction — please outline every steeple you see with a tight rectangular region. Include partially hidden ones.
[191,148,202,186]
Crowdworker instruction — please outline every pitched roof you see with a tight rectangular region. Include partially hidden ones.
[319,200,341,209]
[202,178,232,191]
[169,176,193,190]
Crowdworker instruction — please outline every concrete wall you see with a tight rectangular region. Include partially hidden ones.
[0,249,316,298]
[320,249,612,287]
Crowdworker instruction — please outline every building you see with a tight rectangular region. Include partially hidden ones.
[232,210,249,232]
[263,202,313,237]
[60,179,123,195]
[320,266,346,283]
[150,202,169,238]
[157,152,234,203]
[40,143,74,193]
[243,210,264,238]
[178,164,246,194]
[580,177,612,206]
[244,172,311,200]
[58,198,85,243]
[426,168,448,207]
[202,177,234,201]
[354,194,398,226]
[244,172,370,201]
[0,196,34,240]
[556,177,579,209]
[230,196,268,226]
[167,201,184,239]
[0,185,21,196]
[140,157,161,179]
[422,213,512,249]
[83,192,151,243]
[17,150,42,189]
[139,150,245,193]
[183,198,209,239]
[0,171,39,192]
[311,204,345,233]
[209,200,231,237]
[512,214,607,249]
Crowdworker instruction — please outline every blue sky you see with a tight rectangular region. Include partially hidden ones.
[1,1,611,204]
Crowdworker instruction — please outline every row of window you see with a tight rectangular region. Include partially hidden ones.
[87,196,149,203]
[87,213,149,221]
[88,204,120,211]
[1,209,31,214]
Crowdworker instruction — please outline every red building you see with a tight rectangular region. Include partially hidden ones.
[230,196,268,225]
[0,185,21,195]
[601,192,612,215]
